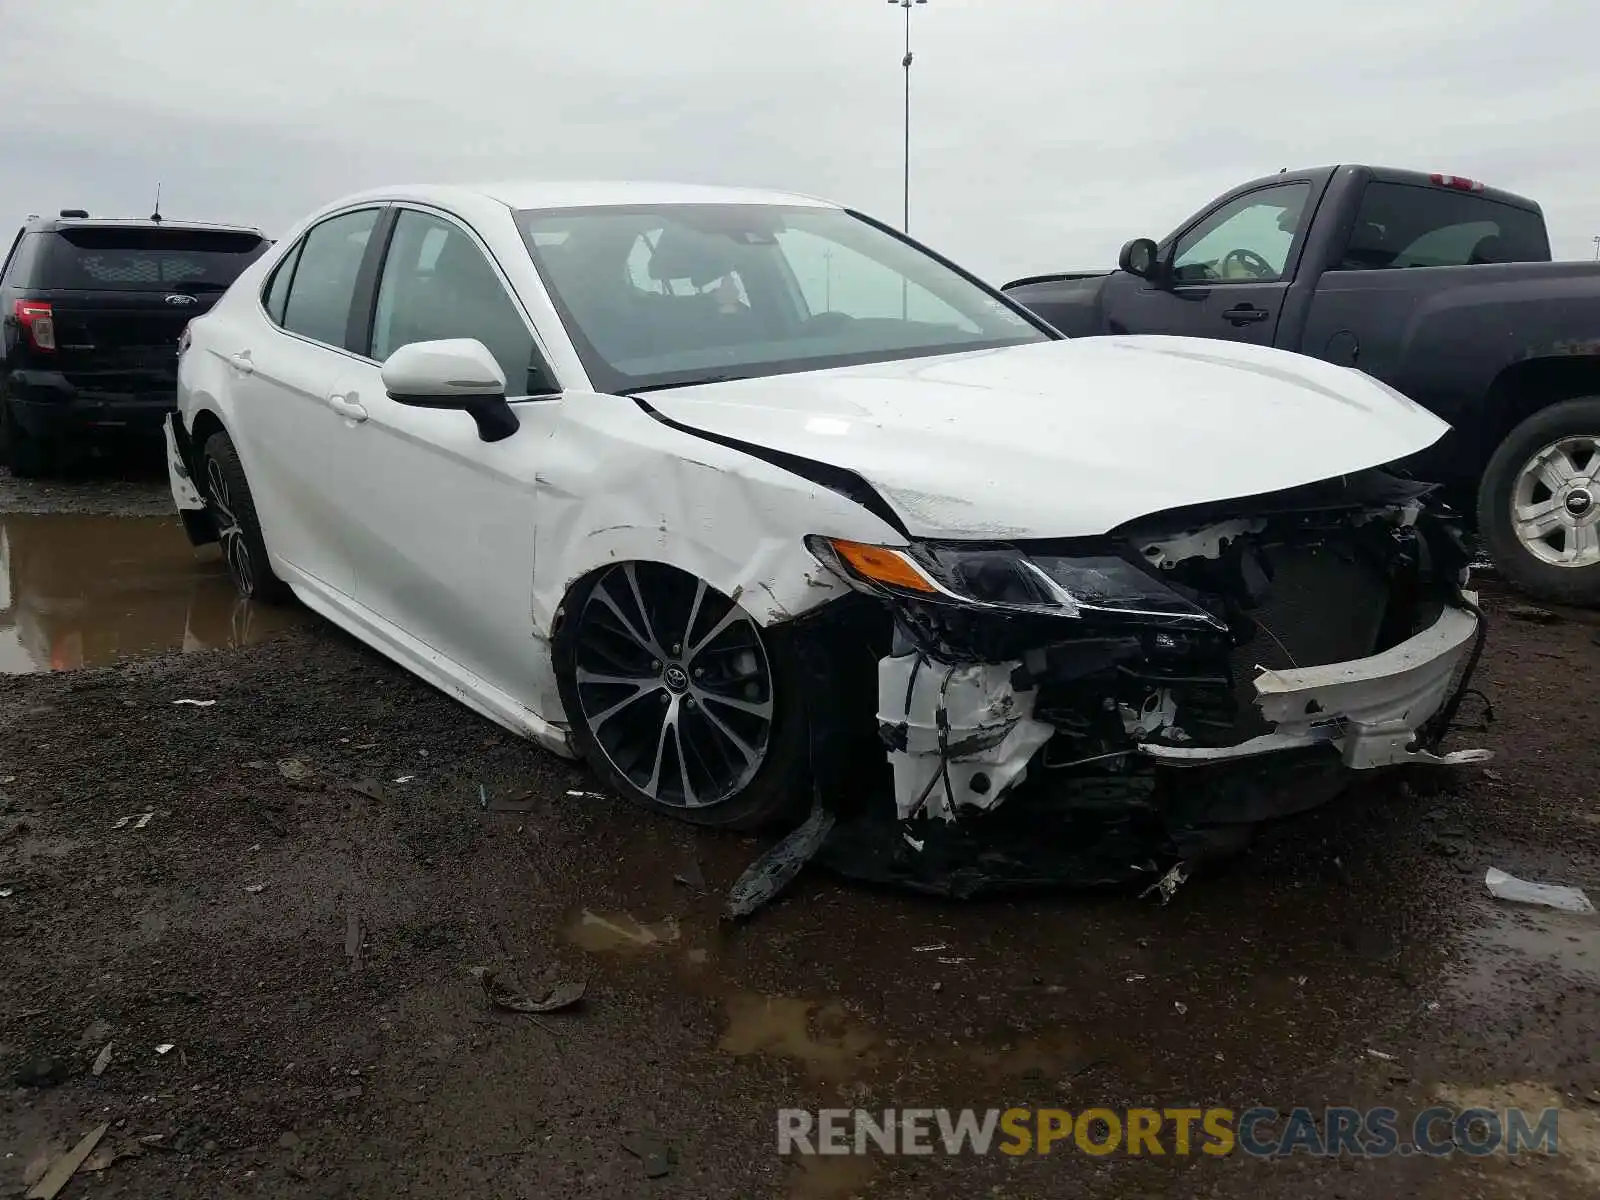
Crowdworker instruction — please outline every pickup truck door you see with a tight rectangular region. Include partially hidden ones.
[1097,180,1315,347]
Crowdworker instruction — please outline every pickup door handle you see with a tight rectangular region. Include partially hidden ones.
[229,351,254,375]
[329,394,368,422]
[1223,304,1270,326]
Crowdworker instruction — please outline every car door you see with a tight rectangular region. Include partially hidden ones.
[1098,180,1313,347]
[229,206,381,600]
[324,205,560,704]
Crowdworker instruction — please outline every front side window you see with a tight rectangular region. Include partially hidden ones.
[1334,182,1550,270]
[1172,183,1311,283]
[280,208,379,350]
[516,203,1046,394]
[372,210,542,394]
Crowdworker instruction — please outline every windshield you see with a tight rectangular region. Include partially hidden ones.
[515,204,1050,393]
[43,227,268,291]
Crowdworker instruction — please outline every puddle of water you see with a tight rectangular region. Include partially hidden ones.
[786,1155,876,1200]
[1448,904,1600,1004]
[1436,1081,1600,1185]
[564,908,682,953]
[719,994,880,1080]
[0,513,301,673]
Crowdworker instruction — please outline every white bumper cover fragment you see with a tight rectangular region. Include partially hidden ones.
[1143,595,1490,769]
[164,414,207,512]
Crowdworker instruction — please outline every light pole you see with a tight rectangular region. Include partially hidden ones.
[1592,235,1599,261]
[887,0,928,233]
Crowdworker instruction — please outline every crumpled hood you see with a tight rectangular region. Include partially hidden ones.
[643,336,1449,539]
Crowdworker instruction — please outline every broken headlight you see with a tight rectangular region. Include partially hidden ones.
[805,537,1223,627]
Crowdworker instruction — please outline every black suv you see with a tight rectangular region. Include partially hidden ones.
[0,211,270,476]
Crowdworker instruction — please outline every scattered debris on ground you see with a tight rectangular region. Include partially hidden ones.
[1485,866,1595,913]
[620,1130,677,1178]
[469,966,588,1014]
[25,1122,108,1200]
[724,803,836,920]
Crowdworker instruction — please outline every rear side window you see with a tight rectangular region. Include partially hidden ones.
[41,227,269,290]
[1335,183,1550,270]
[279,209,380,349]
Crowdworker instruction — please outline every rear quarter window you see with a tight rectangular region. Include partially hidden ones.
[41,227,269,291]
[0,232,47,287]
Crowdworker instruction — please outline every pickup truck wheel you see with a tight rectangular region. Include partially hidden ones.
[1478,397,1600,605]
[200,430,293,605]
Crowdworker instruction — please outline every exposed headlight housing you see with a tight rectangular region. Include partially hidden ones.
[805,536,1224,628]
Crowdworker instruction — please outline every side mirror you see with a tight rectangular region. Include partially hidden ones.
[1118,237,1162,282]
[381,339,520,443]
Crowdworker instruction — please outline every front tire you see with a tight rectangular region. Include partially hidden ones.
[555,561,811,830]
[201,429,292,605]
[1478,397,1600,605]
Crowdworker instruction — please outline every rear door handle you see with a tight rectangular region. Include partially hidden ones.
[329,393,368,422]
[229,351,255,374]
[1223,304,1270,326]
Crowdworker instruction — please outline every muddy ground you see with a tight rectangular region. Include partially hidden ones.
[2,459,1598,1199]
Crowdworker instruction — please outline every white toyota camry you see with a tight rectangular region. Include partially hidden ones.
[165,181,1489,858]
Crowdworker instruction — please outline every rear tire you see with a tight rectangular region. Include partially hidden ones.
[200,429,293,605]
[0,398,56,479]
[1477,397,1600,606]
[554,561,811,831]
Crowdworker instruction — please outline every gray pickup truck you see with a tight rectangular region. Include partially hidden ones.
[1003,165,1600,604]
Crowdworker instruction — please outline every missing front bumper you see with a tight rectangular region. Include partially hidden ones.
[876,596,1489,823]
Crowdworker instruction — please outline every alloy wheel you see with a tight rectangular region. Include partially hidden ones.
[206,456,256,595]
[572,563,774,809]
[1510,434,1600,568]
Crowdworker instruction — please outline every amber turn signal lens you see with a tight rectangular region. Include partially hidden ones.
[828,539,938,594]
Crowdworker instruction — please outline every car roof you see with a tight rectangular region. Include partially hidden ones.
[325,180,841,213]
[25,216,268,236]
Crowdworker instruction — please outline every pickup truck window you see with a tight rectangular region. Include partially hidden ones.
[1172,182,1310,284]
[1334,182,1550,270]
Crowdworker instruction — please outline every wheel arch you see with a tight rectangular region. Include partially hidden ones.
[1476,355,1600,471]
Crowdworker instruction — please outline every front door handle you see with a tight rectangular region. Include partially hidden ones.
[229,351,255,375]
[1223,304,1270,326]
[329,394,368,422]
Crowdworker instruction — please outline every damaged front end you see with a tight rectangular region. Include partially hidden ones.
[803,468,1490,893]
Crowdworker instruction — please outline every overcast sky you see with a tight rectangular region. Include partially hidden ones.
[2,0,1596,279]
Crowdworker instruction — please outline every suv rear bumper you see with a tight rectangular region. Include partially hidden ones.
[6,370,177,441]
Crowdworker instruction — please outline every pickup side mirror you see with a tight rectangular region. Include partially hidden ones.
[1118,237,1162,281]
[381,338,520,443]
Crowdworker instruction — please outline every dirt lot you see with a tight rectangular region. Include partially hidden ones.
[2,461,1598,1199]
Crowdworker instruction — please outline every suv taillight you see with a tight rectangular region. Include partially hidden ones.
[14,300,55,351]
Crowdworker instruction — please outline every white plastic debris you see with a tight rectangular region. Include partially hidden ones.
[171,699,216,707]
[244,883,267,895]
[0,888,13,898]
[1366,1048,1396,1062]
[394,775,416,784]
[132,813,154,831]
[1174,1001,1188,1015]
[912,943,949,954]
[154,1044,174,1055]
[1125,973,1146,983]
[1484,867,1595,914]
